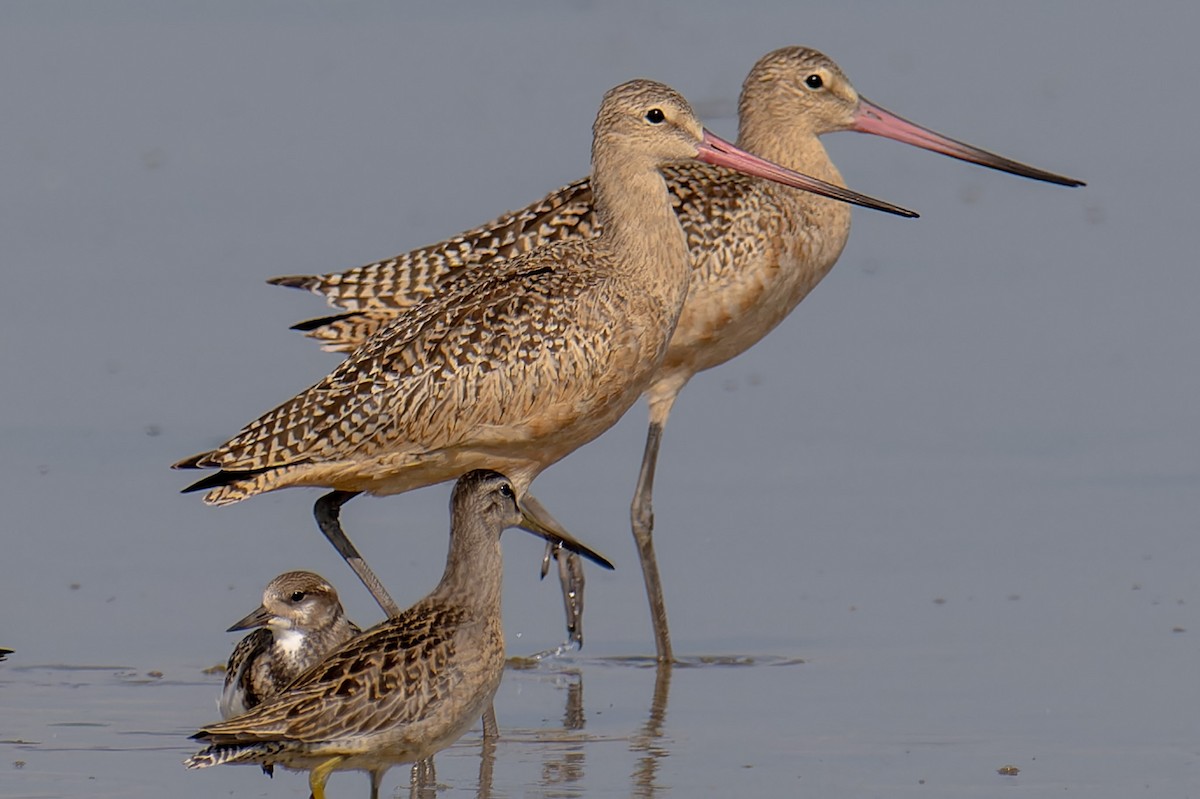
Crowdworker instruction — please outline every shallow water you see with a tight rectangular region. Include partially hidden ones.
[2,1,1199,797]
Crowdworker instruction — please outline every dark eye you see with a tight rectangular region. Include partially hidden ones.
[498,483,515,499]
[645,108,665,124]
[290,591,306,603]
[805,74,823,90]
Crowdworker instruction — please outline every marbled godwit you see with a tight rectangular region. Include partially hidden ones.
[185,470,614,799]
[219,570,360,720]
[175,79,914,634]
[271,47,1083,661]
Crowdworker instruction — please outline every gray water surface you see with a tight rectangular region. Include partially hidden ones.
[2,2,1197,797]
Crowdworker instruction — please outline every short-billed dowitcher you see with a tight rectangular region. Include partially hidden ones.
[185,470,614,799]
[269,47,1082,660]
[174,79,913,642]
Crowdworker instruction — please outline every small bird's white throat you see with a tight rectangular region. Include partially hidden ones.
[274,627,307,657]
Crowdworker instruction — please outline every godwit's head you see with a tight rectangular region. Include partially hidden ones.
[742,46,1083,186]
[594,78,917,216]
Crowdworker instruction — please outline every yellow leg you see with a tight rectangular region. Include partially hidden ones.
[309,755,345,799]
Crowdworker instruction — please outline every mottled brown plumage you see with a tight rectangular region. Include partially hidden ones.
[185,471,612,799]
[220,571,360,720]
[270,176,597,324]
[268,47,1082,661]
[175,77,903,632]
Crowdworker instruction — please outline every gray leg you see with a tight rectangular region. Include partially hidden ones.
[368,766,390,799]
[542,540,585,646]
[527,493,586,647]
[557,549,585,647]
[314,490,402,618]
[631,421,673,662]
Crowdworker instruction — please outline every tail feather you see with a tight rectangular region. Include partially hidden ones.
[188,465,310,506]
[180,468,271,496]
[292,309,403,353]
[266,274,320,292]
[184,740,288,770]
[172,451,216,470]
[289,311,362,332]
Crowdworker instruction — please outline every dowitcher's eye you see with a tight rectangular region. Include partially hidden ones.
[290,591,306,603]
[805,74,823,90]
[645,108,665,124]
[498,483,515,500]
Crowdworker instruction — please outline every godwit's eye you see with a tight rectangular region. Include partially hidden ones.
[805,74,823,90]
[498,483,515,499]
[645,108,665,124]
[290,591,306,603]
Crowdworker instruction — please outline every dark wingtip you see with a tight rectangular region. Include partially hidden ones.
[172,452,211,470]
[181,472,227,494]
[181,465,276,494]
[290,311,362,333]
[266,274,316,290]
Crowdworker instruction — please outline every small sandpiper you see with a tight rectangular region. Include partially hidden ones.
[219,570,360,719]
[185,470,613,799]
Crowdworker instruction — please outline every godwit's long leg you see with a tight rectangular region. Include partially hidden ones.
[313,490,402,618]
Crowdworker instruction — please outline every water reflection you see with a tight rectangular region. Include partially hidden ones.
[190,656,688,796]
[408,757,437,799]
[630,662,673,799]
[537,669,587,795]
[475,734,496,799]
[530,660,676,797]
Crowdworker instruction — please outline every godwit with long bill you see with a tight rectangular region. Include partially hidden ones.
[175,78,914,645]
[269,48,1083,661]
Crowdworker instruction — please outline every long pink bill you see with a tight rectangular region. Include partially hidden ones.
[854,96,1084,187]
[698,129,919,218]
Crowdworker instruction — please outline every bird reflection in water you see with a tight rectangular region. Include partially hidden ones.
[527,660,674,797]
[403,659,675,797]
[535,669,588,790]
[631,662,673,798]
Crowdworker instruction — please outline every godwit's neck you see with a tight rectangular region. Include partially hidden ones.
[736,116,844,188]
[737,113,852,264]
[590,145,690,282]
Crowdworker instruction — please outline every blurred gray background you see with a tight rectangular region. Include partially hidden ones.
[1,2,1196,797]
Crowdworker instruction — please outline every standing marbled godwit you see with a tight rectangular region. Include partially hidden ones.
[219,571,360,720]
[174,79,914,630]
[185,470,614,799]
[270,47,1083,661]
